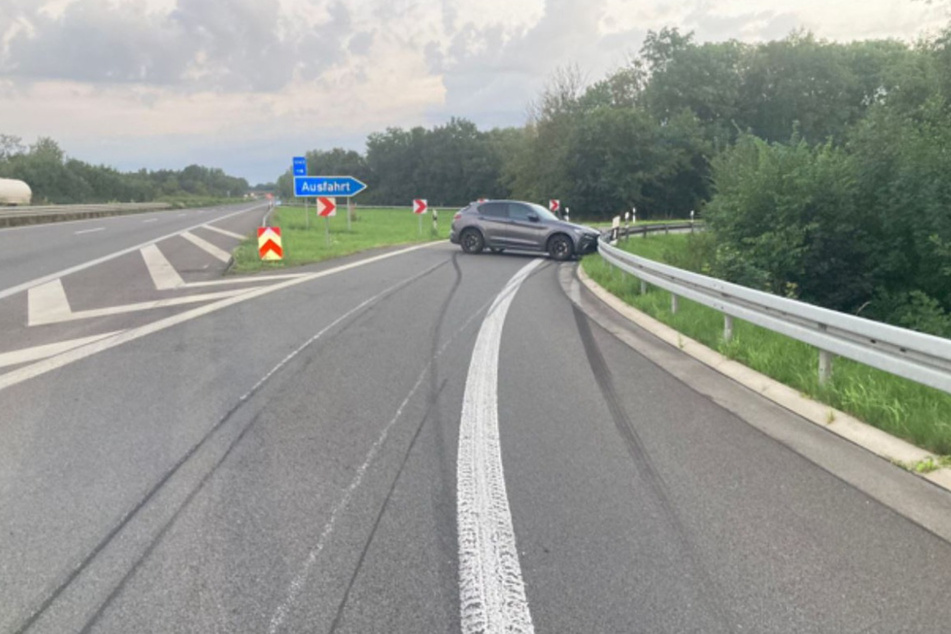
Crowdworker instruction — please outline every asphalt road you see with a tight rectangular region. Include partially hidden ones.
[2,228,951,633]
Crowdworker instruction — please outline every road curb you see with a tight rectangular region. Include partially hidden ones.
[574,263,951,495]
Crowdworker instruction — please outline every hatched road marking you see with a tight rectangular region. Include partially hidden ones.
[0,204,266,301]
[0,242,439,393]
[202,224,246,240]
[141,244,186,290]
[181,231,232,262]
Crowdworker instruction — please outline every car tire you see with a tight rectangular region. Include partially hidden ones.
[461,228,485,254]
[548,234,574,261]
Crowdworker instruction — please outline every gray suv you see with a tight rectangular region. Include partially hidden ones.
[449,200,601,260]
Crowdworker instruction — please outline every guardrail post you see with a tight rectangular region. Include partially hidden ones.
[640,279,647,295]
[671,294,679,315]
[818,324,833,384]
[724,315,734,342]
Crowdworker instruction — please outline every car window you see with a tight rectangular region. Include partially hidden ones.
[508,204,534,221]
[479,202,509,218]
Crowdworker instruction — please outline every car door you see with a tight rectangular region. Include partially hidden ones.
[505,202,549,250]
[477,202,513,246]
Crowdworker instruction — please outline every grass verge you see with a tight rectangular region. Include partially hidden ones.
[581,234,951,456]
[231,205,444,273]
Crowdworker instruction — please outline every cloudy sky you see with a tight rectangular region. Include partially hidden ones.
[0,0,948,184]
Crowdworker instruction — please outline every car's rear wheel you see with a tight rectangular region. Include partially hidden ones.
[548,234,573,261]
[461,228,485,254]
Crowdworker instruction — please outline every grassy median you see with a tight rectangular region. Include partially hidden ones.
[231,205,445,273]
[581,234,951,457]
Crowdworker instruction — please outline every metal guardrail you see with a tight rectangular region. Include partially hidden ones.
[0,202,170,218]
[598,229,951,394]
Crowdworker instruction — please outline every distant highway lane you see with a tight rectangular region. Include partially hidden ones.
[2,239,951,633]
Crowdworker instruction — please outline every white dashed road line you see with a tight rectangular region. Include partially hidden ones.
[457,258,542,634]
[74,227,105,235]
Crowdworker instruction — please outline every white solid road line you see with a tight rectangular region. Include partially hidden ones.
[202,224,246,240]
[141,244,186,290]
[0,204,267,301]
[180,231,232,263]
[0,331,124,370]
[28,286,254,326]
[142,218,158,223]
[74,227,105,235]
[457,258,542,634]
[0,242,438,393]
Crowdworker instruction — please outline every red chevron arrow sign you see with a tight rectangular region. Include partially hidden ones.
[549,199,560,213]
[413,199,428,215]
[317,196,337,217]
[257,226,283,261]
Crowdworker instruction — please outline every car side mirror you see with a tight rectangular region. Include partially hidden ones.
[527,213,539,222]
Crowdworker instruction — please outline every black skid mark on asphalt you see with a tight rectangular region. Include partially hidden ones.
[9,258,452,634]
[572,305,736,633]
[76,408,269,634]
[328,378,450,634]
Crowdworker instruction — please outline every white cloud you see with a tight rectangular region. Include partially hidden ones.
[0,0,946,183]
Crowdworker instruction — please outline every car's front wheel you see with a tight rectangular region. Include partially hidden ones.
[548,234,574,261]
[461,228,485,254]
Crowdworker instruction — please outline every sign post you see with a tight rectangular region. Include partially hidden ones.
[293,157,308,228]
[316,197,336,246]
[413,199,428,236]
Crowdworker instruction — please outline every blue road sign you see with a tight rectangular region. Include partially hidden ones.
[294,176,368,198]
[292,156,307,176]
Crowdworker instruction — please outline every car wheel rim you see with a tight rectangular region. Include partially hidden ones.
[554,240,568,257]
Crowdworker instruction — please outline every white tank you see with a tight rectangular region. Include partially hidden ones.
[0,178,32,205]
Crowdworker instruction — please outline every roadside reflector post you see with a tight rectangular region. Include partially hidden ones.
[432,208,438,236]
[611,216,620,242]
[640,280,647,295]
[671,293,679,315]
[690,209,695,233]
[565,206,570,223]
[724,314,734,342]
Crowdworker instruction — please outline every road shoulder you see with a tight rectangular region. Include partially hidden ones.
[562,262,951,544]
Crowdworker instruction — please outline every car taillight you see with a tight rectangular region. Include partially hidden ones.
[453,212,462,221]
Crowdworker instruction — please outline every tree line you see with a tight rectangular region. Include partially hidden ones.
[283,26,951,336]
[0,135,249,204]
